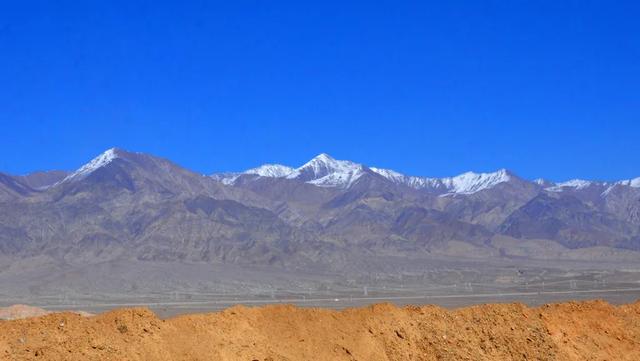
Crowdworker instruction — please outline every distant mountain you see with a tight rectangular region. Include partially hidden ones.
[13,170,69,190]
[214,153,369,189]
[500,192,639,249]
[215,153,526,195]
[246,164,296,178]
[370,167,518,195]
[1,147,640,277]
[0,170,68,201]
[50,147,221,198]
[0,173,35,200]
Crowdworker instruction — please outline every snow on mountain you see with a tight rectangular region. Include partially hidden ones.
[369,167,405,182]
[533,178,554,187]
[546,179,595,192]
[287,153,366,188]
[214,153,514,193]
[61,148,121,183]
[210,152,639,195]
[440,169,512,194]
[211,154,364,188]
[210,172,241,185]
[245,164,295,178]
[546,178,640,193]
[55,148,640,196]
[599,177,640,196]
[370,167,442,189]
[542,177,640,196]
[371,167,512,194]
[616,177,640,188]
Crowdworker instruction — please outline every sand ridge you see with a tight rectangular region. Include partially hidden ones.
[1,300,639,360]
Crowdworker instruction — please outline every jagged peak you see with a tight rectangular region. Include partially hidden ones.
[453,168,512,179]
[441,169,514,194]
[369,167,517,194]
[546,179,595,192]
[297,153,359,170]
[209,153,640,195]
[311,153,335,162]
[210,153,365,188]
[60,147,130,183]
[616,177,640,188]
[369,167,404,180]
[289,153,365,188]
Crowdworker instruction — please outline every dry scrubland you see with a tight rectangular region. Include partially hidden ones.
[1,300,639,360]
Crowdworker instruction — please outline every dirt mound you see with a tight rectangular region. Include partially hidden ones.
[1,300,639,360]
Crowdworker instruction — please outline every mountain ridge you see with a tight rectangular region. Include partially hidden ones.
[207,151,639,197]
[6,147,639,194]
[1,147,639,272]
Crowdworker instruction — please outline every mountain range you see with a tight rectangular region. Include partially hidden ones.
[2,148,640,277]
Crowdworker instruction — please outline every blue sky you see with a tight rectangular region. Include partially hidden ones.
[0,1,638,181]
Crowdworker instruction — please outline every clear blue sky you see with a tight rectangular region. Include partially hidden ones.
[1,1,638,181]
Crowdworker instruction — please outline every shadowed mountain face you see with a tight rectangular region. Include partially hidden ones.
[1,148,640,273]
[0,173,35,200]
[14,170,69,190]
[0,171,69,201]
[500,193,640,249]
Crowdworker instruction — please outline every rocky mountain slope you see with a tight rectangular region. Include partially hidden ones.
[1,148,639,275]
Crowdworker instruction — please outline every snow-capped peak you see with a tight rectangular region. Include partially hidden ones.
[62,148,121,182]
[245,164,295,178]
[371,167,513,194]
[616,177,640,188]
[541,177,640,196]
[292,153,360,177]
[546,179,594,192]
[213,154,518,193]
[370,167,443,189]
[442,169,512,194]
[210,154,366,188]
[310,153,333,163]
[369,167,404,182]
[288,153,366,188]
[298,153,339,171]
[211,164,295,185]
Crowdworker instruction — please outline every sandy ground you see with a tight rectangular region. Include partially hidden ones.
[0,300,639,360]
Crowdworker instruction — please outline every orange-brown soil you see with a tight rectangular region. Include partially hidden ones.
[1,300,639,360]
